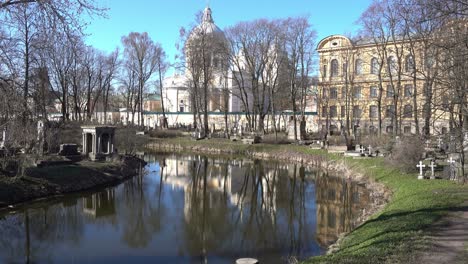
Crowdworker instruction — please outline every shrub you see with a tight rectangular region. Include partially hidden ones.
[262,133,291,144]
[115,128,148,154]
[360,134,393,149]
[386,136,424,172]
[148,129,183,138]
[327,135,348,146]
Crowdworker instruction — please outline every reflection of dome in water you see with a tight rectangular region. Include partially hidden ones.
[187,7,227,45]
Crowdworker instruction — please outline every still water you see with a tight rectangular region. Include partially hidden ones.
[0,153,370,264]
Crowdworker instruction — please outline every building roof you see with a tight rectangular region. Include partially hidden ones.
[146,93,161,101]
[187,7,227,45]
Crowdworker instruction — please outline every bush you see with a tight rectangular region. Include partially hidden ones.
[148,129,183,138]
[386,136,424,172]
[115,128,148,154]
[327,135,348,146]
[262,133,291,144]
[360,134,393,149]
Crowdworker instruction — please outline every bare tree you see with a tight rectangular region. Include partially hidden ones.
[283,17,317,140]
[358,1,392,135]
[155,46,168,129]
[226,19,279,133]
[121,32,161,127]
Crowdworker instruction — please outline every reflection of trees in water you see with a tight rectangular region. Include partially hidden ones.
[315,173,370,246]
[120,162,166,248]
[0,199,85,263]
[179,157,316,260]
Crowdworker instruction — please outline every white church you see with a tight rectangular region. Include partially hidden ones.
[158,7,317,132]
[160,7,252,124]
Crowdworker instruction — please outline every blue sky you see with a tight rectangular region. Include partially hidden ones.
[85,0,372,62]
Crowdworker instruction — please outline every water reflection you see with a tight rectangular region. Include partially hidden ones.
[0,153,369,264]
[315,175,370,246]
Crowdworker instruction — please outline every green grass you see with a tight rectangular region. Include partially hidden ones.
[150,137,468,264]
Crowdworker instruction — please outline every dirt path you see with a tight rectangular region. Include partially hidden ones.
[419,202,468,264]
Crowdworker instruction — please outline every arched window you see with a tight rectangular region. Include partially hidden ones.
[405,55,414,73]
[355,59,363,75]
[387,56,396,74]
[425,55,434,69]
[331,59,339,77]
[370,57,379,74]
[404,105,413,118]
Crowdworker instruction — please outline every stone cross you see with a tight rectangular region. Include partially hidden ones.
[437,137,443,148]
[447,157,457,181]
[429,160,437,180]
[425,140,431,149]
[0,129,5,148]
[357,145,365,154]
[417,161,426,180]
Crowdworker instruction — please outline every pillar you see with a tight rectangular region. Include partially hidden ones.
[107,136,111,154]
[82,133,86,154]
[110,134,114,153]
[92,133,96,154]
[97,133,101,154]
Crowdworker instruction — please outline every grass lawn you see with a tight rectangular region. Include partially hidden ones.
[150,137,468,263]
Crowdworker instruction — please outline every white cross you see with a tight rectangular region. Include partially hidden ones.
[417,161,426,179]
[447,157,457,181]
[437,137,443,148]
[358,145,365,154]
[429,161,437,179]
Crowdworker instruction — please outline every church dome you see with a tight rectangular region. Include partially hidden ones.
[187,7,226,44]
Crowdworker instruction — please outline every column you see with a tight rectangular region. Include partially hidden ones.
[110,134,114,153]
[82,133,86,154]
[97,133,101,154]
[92,133,96,154]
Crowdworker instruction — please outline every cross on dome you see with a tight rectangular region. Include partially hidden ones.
[203,7,214,23]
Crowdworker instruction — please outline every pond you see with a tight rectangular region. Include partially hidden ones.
[0,153,370,264]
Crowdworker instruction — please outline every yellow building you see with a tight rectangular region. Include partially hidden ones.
[316,35,449,136]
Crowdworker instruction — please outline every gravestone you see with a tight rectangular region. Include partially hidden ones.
[236,258,259,264]
[287,117,296,140]
[429,160,437,180]
[191,130,205,140]
[59,144,79,156]
[37,119,46,156]
[447,157,457,181]
[417,161,426,180]
[367,145,374,157]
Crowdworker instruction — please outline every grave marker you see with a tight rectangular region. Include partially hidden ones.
[417,161,426,180]
[447,157,457,181]
[429,160,437,179]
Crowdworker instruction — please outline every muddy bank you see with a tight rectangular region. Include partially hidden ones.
[0,155,145,209]
[149,139,391,253]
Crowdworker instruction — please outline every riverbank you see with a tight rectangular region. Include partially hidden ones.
[0,156,145,210]
[148,137,468,263]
